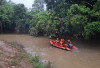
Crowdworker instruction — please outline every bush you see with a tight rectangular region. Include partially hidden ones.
[66,4,89,37]
[29,27,38,36]
[70,14,87,35]
[83,21,100,39]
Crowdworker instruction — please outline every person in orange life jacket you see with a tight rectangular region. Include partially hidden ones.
[60,39,65,47]
[62,39,68,47]
[55,38,59,46]
[68,40,73,47]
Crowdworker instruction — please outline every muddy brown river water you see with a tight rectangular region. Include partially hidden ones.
[0,34,100,68]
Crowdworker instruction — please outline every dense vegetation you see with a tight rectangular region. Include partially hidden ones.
[0,0,100,39]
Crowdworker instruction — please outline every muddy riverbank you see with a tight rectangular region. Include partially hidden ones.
[0,34,100,68]
[0,41,33,68]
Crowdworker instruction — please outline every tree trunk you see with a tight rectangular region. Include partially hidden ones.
[0,22,2,33]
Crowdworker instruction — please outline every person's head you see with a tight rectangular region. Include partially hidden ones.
[68,40,70,42]
[61,39,64,41]
[61,39,63,41]
[62,39,64,41]
[57,38,59,40]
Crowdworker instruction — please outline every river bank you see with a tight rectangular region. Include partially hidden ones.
[0,40,52,68]
[0,41,34,68]
[0,34,100,68]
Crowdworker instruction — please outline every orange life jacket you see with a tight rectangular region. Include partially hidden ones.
[55,38,59,46]
[68,40,72,44]
[60,41,63,47]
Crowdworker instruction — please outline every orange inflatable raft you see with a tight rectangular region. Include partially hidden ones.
[50,38,78,51]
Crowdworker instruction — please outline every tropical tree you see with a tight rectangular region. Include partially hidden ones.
[0,0,6,6]
[32,0,45,12]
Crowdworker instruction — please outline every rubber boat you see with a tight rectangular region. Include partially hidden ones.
[50,39,78,51]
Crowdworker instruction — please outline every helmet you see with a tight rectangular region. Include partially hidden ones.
[68,40,70,42]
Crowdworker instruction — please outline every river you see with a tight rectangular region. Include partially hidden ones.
[0,34,100,68]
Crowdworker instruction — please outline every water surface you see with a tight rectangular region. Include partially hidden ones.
[0,34,100,68]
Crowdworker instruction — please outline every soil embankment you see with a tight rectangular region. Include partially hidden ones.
[0,41,33,68]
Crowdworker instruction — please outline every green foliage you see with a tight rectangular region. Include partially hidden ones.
[13,4,29,33]
[45,0,71,18]
[68,4,90,15]
[13,4,27,19]
[66,4,89,37]
[70,14,88,35]
[34,62,43,68]
[0,0,6,6]
[0,5,10,33]
[83,21,100,39]
[29,11,63,38]
[32,0,45,12]
[29,27,38,36]
[0,6,7,20]
[28,0,100,39]
[0,0,100,39]
[16,22,29,33]
[93,0,100,11]
[28,55,43,68]
[45,19,58,37]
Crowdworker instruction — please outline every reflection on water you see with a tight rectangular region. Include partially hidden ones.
[0,34,100,68]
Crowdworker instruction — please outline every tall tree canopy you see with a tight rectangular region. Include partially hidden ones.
[0,0,100,39]
[0,0,6,5]
[32,0,45,12]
